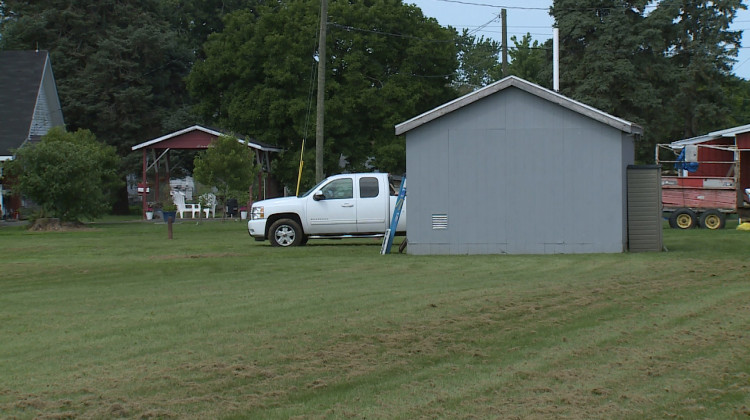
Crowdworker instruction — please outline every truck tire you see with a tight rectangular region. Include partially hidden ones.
[269,219,303,247]
[699,210,726,230]
[669,208,697,229]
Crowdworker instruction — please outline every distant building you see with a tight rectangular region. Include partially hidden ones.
[0,50,65,218]
[131,125,283,217]
[396,76,644,255]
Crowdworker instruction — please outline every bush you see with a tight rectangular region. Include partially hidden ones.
[8,127,122,222]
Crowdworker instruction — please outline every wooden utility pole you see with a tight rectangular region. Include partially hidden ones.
[501,9,508,76]
[315,0,328,183]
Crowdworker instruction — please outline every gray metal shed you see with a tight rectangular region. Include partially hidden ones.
[395,76,643,255]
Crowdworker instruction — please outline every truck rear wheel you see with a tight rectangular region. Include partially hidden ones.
[699,210,725,230]
[669,208,697,229]
[269,219,303,247]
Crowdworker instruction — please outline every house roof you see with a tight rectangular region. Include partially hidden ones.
[708,123,750,138]
[667,123,750,148]
[0,51,52,157]
[131,125,283,152]
[395,76,643,136]
[668,134,719,148]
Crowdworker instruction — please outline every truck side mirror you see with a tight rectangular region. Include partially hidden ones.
[313,192,325,201]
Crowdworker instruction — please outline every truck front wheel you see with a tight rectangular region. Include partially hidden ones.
[269,219,303,247]
[699,210,726,230]
[669,208,697,229]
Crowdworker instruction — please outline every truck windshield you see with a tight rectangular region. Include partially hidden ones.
[299,178,328,198]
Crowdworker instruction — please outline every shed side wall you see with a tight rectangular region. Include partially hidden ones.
[406,87,633,255]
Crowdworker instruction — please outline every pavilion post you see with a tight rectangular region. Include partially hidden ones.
[248,184,253,210]
[154,149,160,206]
[142,149,147,219]
[166,150,171,194]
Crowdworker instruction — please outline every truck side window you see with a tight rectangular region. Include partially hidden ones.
[321,178,353,199]
[359,177,379,198]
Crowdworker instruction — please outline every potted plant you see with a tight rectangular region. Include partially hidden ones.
[198,192,213,218]
[146,204,154,220]
[161,202,177,222]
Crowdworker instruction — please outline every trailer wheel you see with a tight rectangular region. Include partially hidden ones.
[699,210,726,230]
[669,208,697,229]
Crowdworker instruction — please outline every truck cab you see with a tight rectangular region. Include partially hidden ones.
[248,173,405,246]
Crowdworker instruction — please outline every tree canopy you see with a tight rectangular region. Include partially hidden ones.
[507,34,552,88]
[187,0,459,188]
[0,0,193,155]
[3,0,750,201]
[552,0,746,162]
[7,127,121,222]
[453,29,503,94]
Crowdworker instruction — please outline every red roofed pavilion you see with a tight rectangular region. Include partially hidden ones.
[131,125,282,219]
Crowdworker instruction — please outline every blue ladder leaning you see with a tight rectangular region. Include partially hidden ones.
[381,176,406,255]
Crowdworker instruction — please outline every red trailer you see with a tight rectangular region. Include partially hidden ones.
[656,125,750,229]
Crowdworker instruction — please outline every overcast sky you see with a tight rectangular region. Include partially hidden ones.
[410,0,750,80]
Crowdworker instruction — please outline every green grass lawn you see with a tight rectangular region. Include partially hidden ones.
[1,219,749,419]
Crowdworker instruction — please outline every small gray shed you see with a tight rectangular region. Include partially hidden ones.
[395,76,643,255]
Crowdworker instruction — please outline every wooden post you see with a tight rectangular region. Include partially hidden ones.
[167,216,173,239]
[142,149,147,219]
[315,0,327,183]
[154,149,160,205]
[165,149,171,193]
[248,184,253,210]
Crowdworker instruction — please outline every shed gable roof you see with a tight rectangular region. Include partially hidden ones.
[0,50,61,157]
[395,76,643,136]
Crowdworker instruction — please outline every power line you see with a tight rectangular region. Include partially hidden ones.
[330,20,750,51]
[466,14,501,37]
[433,0,659,12]
[434,0,549,10]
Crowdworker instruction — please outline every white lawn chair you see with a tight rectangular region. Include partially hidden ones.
[171,191,201,218]
[200,193,217,218]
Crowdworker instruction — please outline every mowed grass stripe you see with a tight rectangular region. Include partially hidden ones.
[1,220,749,419]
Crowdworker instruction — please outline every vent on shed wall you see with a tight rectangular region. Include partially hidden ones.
[432,214,448,229]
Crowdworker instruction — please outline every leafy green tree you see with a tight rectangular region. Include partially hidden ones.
[453,29,503,93]
[161,0,250,59]
[507,34,552,89]
[724,75,750,126]
[647,0,745,140]
[188,0,458,189]
[193,135,260,209]
[551,0,744,162]
[552,0,656,125]
[7,127,121,222]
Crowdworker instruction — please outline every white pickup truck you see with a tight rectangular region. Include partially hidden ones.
[247,173,406,246]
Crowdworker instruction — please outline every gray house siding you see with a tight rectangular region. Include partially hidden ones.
[405,86,634,255]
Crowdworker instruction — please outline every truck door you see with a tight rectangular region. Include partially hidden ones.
[356,175,387,233]
[306,176,357,234]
